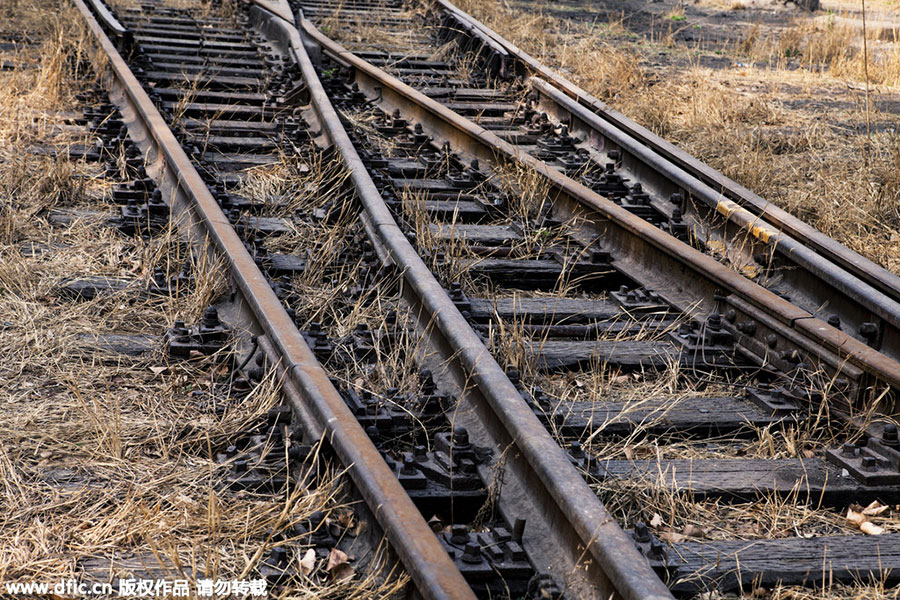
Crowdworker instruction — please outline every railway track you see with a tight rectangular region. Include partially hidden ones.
[71,0,900,598]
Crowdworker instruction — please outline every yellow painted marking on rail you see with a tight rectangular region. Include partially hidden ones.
[716,199,780,244]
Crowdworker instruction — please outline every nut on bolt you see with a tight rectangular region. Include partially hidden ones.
[449,524,469,545]
[461,542,482,563]
[633,522,652,544]
[882,424,899,448]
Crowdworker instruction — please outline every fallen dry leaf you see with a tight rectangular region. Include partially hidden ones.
[681,524,705,538]
[326,547,349,571]
[331,562,355,582]
[327,548,354,582]
[649,513,663,528]
[862,500,889,517]
[658,529,686,543]
[860,522,884,535]
[149,366,167,376]
[846,508,866,527]
[847,508,884,535]
[298,548,316,576]
[623,446,634,460]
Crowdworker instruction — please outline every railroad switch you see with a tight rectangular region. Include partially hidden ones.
[165,306,231,357]
[340,388,394,431]
[293,510,336,549]
[147,264,194,296]
[373,108,408,136]
[395,122,432,150]
[616,183,665,223]
[297,322,333,362]
[216,419,312,493]
[535,125,579,161]
[556,148,592,175]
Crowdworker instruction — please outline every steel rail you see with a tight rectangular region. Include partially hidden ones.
[246,2,671,600]
[298,17,900,395]
[249,4,677,599]
[72,2,477,598]
[525,76,900,357]
[433,0,900,317]
[429,0,900,359]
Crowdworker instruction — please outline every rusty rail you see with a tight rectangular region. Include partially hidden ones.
[435,0,900,347]
[299,16,900,396]
[73,1,478,598]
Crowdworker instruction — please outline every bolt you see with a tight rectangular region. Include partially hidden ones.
[841,442,856,457]
[724,309,737,323]
[449,524,469,545]
[765,334,778,349]
[569,441,584,459]
[862,456,878,472]
[707,313,722,331]
[859,322,879,341]
[633,522,652,543]
[736,321,757,336]
[649,539,667,560]
[202,306,220,328]
[401,455,418,475]
[452,427,470,447]
[462,542,482,563]
[827,315,841,329]
[270,547,287,565]
[670,192,683,205]
[506,365,520,385]
[309,511,326,529]
[882,424,899,448]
